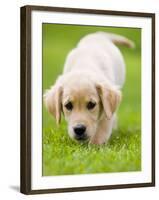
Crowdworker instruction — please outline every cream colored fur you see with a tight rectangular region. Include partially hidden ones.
[44,32,134,145]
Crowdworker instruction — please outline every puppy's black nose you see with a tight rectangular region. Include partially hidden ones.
[74,124,86,136]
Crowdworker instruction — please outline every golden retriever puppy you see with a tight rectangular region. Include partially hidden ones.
[44,32,134,145]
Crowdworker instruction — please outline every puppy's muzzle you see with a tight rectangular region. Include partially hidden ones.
[73,124,87,140]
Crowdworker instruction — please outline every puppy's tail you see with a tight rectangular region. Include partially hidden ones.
[98,32,135,48]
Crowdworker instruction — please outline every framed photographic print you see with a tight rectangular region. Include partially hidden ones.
[20,5,155,194]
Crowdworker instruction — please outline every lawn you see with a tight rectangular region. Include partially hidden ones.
[42,24,141,176]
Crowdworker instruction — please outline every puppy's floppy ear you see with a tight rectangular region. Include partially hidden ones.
[44,84,63,124]
[96,84,122,120]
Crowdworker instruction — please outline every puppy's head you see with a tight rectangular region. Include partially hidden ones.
[44,73,121,141]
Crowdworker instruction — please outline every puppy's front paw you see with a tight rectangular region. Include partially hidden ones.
[89,138,106,145]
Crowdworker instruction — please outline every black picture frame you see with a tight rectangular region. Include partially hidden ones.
[20,5,155,195]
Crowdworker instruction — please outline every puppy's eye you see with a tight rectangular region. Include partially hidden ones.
[65,102,73,111]
[87,101,96,110]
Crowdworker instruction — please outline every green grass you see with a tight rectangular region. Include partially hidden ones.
[42,24,141,176]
